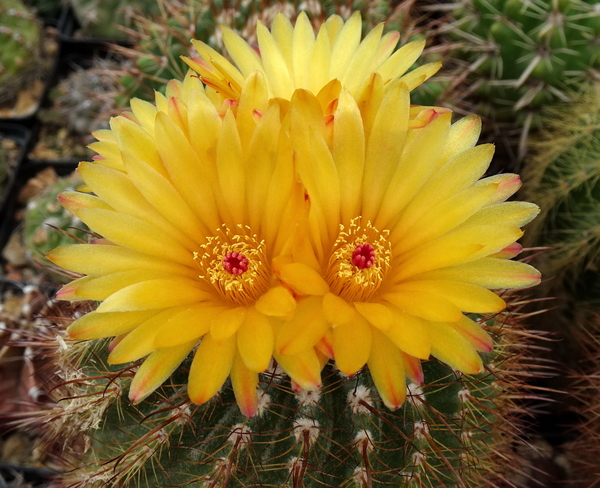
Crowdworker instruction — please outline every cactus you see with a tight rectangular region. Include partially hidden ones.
[24,0,63,20]
[521,81,600,301]
[114,0,426,104]
[69,0,159,40]
[23,172,90,281]
[28,308,538,488]
[0,0,43,105]
[441,0,600,158]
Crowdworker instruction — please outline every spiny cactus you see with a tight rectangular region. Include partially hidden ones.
[114,0,425,104]
[0,0,43,105]
[23,172,90,282]
[23,307,540,488]
[442,0,600,158]
[69,0,159,40]
[522,81,600,301]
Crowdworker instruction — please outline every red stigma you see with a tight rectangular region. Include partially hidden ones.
[223,252,249,275]
[352,244,375,270]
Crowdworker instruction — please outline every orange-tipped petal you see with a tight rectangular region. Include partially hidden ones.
[427,321,484,374]
[231,352,259,418]
[188,333,236,405]
[449,315,493,353]
[129,340,197,403]
[368,329,407,410]
[401,352,424,385]
[67,310,159,340]
[274,348,322,391]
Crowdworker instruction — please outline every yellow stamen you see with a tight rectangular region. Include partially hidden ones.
[326,218,391,302]
[195,224,270,306]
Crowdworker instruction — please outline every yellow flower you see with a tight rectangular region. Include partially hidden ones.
[274,82,541,410]
[48,72,310,417]
[183,11,440,101]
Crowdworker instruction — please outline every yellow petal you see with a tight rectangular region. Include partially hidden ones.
[279,262,329,296]
[389,280,506,314]
[237,308,274,373]
[329,11,362,80]
[354,302,392,332]
[401,352,424,385]
[217,110,245,224]
[333,89,365,224]
[440,114,482,165]
[73,208,193,267]
[398,62,441,90]
[188,333,236,405]
[231,352,259,418]
[427,322,484,374]
[384,308,431,359]
[376,38,426,83]
[380,289,463,323]
[256,20,293,98]
[368,329,406,410]
[47,244,198,279]
[153,304,223,348]
[220,27,263,78]
[255,286,296,317]
[58,190,112,213]
[274,348,322,391]
[292,12,316,90]
[341,23,384,94]
[450,315,493,353]
[414,258,541,290]
[67,310,159,340]
[362,80,409,222]
[276,296,329,356]
[322,292,356,325]
[108,308,189,364]
[210,307,247,342]
[332,313,372,375]
[129,340,197,404]
[96,278,209,313]
[463,201,540,228]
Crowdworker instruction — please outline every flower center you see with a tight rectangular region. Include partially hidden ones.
[223,252,249,275]
[194,224,270,306]
[352,244,375,270]
[325,218,391,302]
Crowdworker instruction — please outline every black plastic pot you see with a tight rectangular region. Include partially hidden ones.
[0,124,32,242]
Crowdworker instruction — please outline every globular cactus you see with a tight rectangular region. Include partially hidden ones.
[522,82,600,302]
[442,0,600,157]
[23,172,90,281]
[0,0,43,104]
[69,0,159,40]
[31,310,538,488]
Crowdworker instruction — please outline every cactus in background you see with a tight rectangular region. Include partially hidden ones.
[522,82,600,301]
[24,0,63,20]
[114,0,427,104]
[69,0,159,40]
[0,0,43,104]
[29,309,538,488]
[442,0,600,158]
[23,172,90,281]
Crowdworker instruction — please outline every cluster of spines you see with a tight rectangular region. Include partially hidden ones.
[522,81,600,299]
[437,0,600,158]
[12,298,543,488]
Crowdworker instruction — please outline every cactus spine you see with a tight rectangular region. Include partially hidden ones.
[25,309,538,488]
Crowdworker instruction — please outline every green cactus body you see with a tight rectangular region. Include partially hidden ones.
[0,0,43,104]
[24,172,90,280]
[69,0,159,39]
[446,0,600,145]
[40,314,530,488]
[523,82,600,300]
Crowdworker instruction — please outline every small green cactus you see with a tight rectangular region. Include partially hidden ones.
[522,81,600,301]
[69,0,159,40]
[32,310,536,488]
[0,0,43,104]
[443,0,600,157]
[23,172,90,280]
